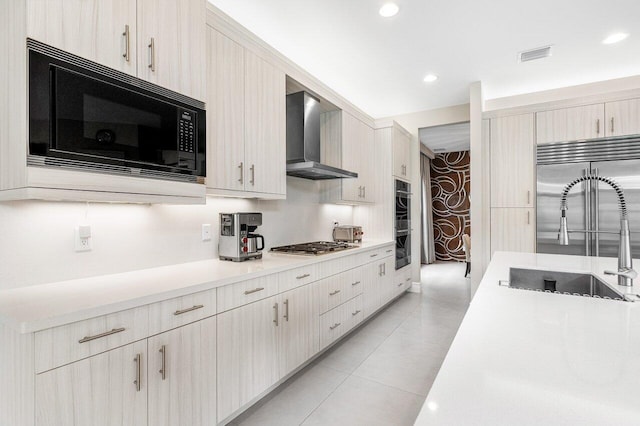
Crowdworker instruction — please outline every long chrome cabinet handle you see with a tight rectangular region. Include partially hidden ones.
[296,273,310,280]
[244,287,264,295]
[329,322,341,330]
[596,118,600,135]
[527,211,530,225]
[273,303,279,326]
[386,249,393,253]
[370,253,378,258]
[611,117,615,133]
[238,162,244,184]
[283,299,289,321]
[329,290,341,296]
[78,327,125,343]
[398,282,403,287]
[250,164,255,186]
[133,353,141,392]
[352,281,361,286]
[148,38,155,71]
[122,25,130,62]
[173,305,204,316]
[527,190,530,205]
[352,310,361,316]
[159,345,166,380]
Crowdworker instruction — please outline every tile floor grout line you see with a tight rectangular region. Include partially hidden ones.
[348,374,429,398]
[297,366,353,426]
[299,294,420,425]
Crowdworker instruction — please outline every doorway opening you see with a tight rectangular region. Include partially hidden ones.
[419,122,471,276]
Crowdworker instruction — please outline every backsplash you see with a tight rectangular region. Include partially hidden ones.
[430,151,470,262]
[0,178,353,290]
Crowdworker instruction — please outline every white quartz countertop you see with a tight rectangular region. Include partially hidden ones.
[415,251,640,425]
[0,240,393,334]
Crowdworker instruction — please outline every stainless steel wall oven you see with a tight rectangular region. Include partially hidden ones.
[395,179,411,269]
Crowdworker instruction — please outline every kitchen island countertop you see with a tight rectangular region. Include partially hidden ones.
[0,240,394,333]
[415,251,640,425]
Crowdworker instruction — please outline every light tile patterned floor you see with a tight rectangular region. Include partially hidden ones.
[230,261,470,426]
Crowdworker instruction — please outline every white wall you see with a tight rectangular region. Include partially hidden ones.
[388,104,470,141]
[0,177,354,290]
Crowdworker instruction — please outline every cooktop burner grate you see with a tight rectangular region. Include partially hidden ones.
[270,241,355,255]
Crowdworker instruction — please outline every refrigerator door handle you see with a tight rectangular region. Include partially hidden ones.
[593,167,600,257]
[583,168,591,256]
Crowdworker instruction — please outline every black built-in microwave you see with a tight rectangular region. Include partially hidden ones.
[28,39,206,182]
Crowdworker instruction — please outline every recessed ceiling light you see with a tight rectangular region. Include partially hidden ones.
[423,74,438,83]
[379,3,399,17]
[603,32,629,44]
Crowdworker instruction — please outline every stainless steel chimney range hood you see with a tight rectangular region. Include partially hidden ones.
[286,91,357,180]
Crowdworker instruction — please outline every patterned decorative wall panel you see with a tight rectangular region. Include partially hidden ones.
[430,151,470,261]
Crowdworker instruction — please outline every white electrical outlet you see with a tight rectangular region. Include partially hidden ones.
[74,225,92,252]
[202,224,212,241]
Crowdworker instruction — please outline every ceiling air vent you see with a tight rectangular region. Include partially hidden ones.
[519,46,552,63]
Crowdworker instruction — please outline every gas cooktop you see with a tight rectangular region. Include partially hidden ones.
[270,241,356,255]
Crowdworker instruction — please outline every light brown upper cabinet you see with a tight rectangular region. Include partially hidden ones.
[322,111,375,204]
[341,112,374,203]
[206,28,286,199]
[27,0,206,101]
[490,114,535,208]
[536,104,605,144]
[536,99,640,143]
[27,0,138,76]
[605,98,640,137]
[392,125,412,181]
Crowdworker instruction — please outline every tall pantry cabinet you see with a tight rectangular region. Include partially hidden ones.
[489,113,536,256]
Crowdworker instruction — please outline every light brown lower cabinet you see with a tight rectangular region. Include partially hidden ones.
[363,257,394,317]
[490,207,535,256]
[216,283,318,423]
[36,340,148,426]
[35,317,217,426]
[147,317,217,426]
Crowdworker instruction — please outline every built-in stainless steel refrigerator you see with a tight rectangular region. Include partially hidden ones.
[537,137,640,259]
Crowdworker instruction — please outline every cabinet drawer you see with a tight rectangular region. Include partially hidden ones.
[217,275,278,312]
[316,270,350,315]
[393,267,412,297]
[279,263,319,292]
[148,288,217,335]
[319,294,363,349]
[358,246,394,264]
[316,267,365,314]
[35,306,149,373]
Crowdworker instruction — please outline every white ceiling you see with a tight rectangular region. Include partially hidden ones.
[208,0,640,119]
[420,122,470,153]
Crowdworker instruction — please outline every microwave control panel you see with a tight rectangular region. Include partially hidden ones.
[178,110,196,154]
[177,110,196,169]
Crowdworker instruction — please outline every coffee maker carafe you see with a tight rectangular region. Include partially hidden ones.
[219,213,265,261]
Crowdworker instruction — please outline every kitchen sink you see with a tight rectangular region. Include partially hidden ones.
[502,268,632,302]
